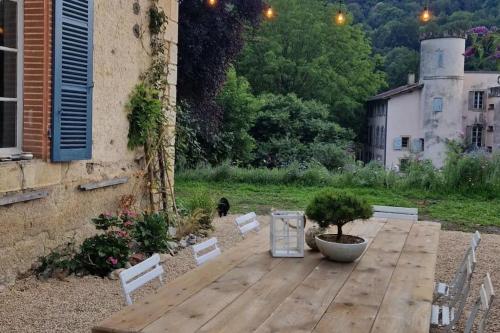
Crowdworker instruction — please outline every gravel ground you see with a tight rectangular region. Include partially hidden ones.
[0,215,246,333]
[433,230,500,333]
[0,221,498,333]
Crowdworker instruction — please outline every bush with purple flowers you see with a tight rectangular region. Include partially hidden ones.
[466,26,500,71]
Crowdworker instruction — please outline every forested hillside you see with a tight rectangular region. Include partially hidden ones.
[345,0,500,87]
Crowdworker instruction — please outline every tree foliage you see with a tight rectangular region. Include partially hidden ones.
[306,191,373,238]
[177,0,264,136]
[236,0,386,129]
[251,94,354,168]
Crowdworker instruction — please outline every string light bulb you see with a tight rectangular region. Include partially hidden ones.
[420,5,432,23]
[207,0,217,8]
[334,0,347,26]
[335,10,346,25]
[264,6,275,20]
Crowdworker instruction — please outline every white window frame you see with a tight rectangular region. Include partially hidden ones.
[473,91,484,110]
[0,0,23,157]
[472,125,482,148]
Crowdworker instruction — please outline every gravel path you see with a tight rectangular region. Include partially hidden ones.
[433,230,500,333]
[0,215,245,333]
[0,220,498,333]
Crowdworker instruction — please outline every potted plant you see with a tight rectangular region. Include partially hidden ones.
[305,191,373,262]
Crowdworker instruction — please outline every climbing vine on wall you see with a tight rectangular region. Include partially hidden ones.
[127,0,177,213]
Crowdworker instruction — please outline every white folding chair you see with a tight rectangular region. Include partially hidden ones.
[119,253,164,305]
[464,273,495,333]
[435,231,481,300]
[193,237,221,266]
[235,212,260,237]
[431,251,476,331]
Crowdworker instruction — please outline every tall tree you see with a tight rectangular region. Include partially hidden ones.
[177,0,264,136]
[236,0,386,130]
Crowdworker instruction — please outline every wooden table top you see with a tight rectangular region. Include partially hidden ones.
[93,218,441,333]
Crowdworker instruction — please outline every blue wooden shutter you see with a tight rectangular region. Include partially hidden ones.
[52,0,94,161]
[393,137,402,150]
[432,97,443,112]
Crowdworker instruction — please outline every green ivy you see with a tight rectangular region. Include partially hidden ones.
[149,2,168,35]
[127,83,164,149]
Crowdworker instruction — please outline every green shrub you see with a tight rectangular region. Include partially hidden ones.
[36,241,78,277]
[305,191,373,238]
[75,232,130,277]
[443,152,494,195]
[399,159,442,191]
[185,189,216,229]
[134,212,172,255]
[91,213,123,230]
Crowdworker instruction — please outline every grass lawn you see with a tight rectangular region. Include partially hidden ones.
[175,179,500,232]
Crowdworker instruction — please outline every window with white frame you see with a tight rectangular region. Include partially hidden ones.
[470,91,484,110]
[472,125,483,148]
[0,0,23,156]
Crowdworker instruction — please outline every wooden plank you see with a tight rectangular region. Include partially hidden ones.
[0,189,49,206]
[253,220,385,333]
[195,221,365,333]
[92,224,271,333]
[79,177,128,191]
[196,253,323,333]
[370,221,441,333]
[142,251,282,333]
[314,220,413,333]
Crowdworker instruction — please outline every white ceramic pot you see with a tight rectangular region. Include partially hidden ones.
[315,234,368,262]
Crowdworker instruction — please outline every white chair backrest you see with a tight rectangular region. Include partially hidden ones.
[450,234,480,293]
[193,237,221,266]
[119,253,164,305]
[472,231,481,249]
[451,252,476,326]
[372,205,418,221]
[235,212,260,236]
[465,273,495,333]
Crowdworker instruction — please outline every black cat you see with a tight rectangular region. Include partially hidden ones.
[217,197,230,217]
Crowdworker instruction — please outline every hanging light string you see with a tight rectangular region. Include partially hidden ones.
[420,0,432,23]
[335,0,347,26]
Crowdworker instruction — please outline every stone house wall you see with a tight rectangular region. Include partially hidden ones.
[0,0,178,287]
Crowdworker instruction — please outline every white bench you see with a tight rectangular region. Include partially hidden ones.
[235,212,260,236]
[193,237,221,266]
[119,253,164,305]
[372,205,418,221]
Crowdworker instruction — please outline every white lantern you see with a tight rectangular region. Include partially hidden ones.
[270,211,305,257]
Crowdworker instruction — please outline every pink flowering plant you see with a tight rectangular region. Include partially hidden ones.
[91,212,122,230]
[465,26,500,71]
[75,233,130,276]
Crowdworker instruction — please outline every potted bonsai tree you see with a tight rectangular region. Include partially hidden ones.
[305,191,373,262]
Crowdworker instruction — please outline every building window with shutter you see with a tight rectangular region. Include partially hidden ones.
[472,125,483,148]
[432,97,443,112]
[0,0,23,157]
[380,126,385,148]
[52,0,94,161]
[375,126,380,148]
[469,91,485,110]
[401,136,410,149]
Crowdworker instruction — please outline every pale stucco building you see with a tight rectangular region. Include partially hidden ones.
[0,0,178,286]
[366,34,500,169]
